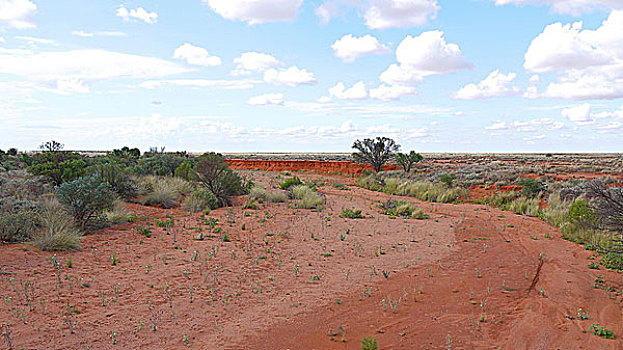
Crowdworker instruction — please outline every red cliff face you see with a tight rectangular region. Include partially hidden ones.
[225,159,398,175]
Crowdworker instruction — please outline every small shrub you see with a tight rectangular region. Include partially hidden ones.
[183,190,218,213]
[243,199,259,210]
[340,208,364,219]
[249,186,269,202]
[142,177,189,209]
[280,176,302,190]
[0,209,40,243]
[440,173,457,187]
[291,185,323,209]
[269,191,288,203]
[360,335,378,350]
[517,178,543,198]
[105,201,136,225]
[56,175,115,229]
[31,199,82,251]
[195,152,251,206]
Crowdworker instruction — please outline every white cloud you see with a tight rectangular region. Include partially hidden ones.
[529,74,540,84]
[0,0,36,29]
[173,43,221,67]
[525,11,623,100]
[331,34,390,63]
[454,70,519,99]
[116,6,158,24]
[205,0,303,24]
[493,0,623,16]
[380,30,471,87]
[364,0,439,29]
[0,37,4,42]
[71,30,127,37]
[140,79,259,90]
[232,52,281,75]
[523,85,539,99]
[485,118,566,132]
[0,49,189,93]
[15,35,56,45]
[116,114,181,138]
[561,103,593,124]
[485,121,508,130]
[369,84,416,101]
[328,81,368,100]
[248,93,284,105]
[264,66,317,86]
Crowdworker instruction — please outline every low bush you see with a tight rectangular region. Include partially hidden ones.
[195,152,251,206]
[57,175,115,229]
[31,199,82,251]
[183,190,218,213]
[280,176,302,190]
[360,335,378,350]
[88,162,137,200]
[501,196,540,216]
[105,200,136,225]
[143,178,183,209]
[290,185,323,209]
[340,208,364,219]
[0,209,39,243]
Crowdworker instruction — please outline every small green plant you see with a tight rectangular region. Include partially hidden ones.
[280,176,302,190]
[360,335,378,350]
[66,257,73,268]
[340,208,364,219]
[589,324,615,339]
[577,308,590,320]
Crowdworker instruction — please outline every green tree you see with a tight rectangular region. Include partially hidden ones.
[194,153,251,207]
[352,137,400,173]
[395,151,423,173]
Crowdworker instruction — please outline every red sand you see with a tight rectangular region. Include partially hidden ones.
[0,171,621,349]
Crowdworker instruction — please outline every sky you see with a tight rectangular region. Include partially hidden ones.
[0,0,622,153]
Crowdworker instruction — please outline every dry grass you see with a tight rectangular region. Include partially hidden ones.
[31,199,82,251]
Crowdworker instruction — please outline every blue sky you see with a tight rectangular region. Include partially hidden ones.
[0,0,622,152]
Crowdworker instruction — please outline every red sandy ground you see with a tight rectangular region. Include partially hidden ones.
[0,170,621,350]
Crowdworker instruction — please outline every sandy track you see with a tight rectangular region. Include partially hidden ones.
[0,171,621,350]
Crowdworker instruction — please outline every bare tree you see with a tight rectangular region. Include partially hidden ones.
[352,137,400,173]
[586,180,623,254]
[39,140,64,152]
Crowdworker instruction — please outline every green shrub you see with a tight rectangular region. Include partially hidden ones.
[183,190,218,212]
[440,173,457,187]
[517,178,543,198]
[174,161,195,181]
[56,175,115,229]
[134,153,187,176]
[88,162,137,199]
[360,335,378,350]
[340,208,364,219]
[0,210,39,243]
[280,176,302,190]
[291,185,323,209]
[27,152,87,186]
[31,199,82,251]
[195,152,251,206]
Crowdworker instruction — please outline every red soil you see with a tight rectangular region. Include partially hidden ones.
[0,171,621,349]
[469,184,522,201]
[226,159,399,175]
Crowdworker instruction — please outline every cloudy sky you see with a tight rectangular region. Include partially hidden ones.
[0,0,622,152]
